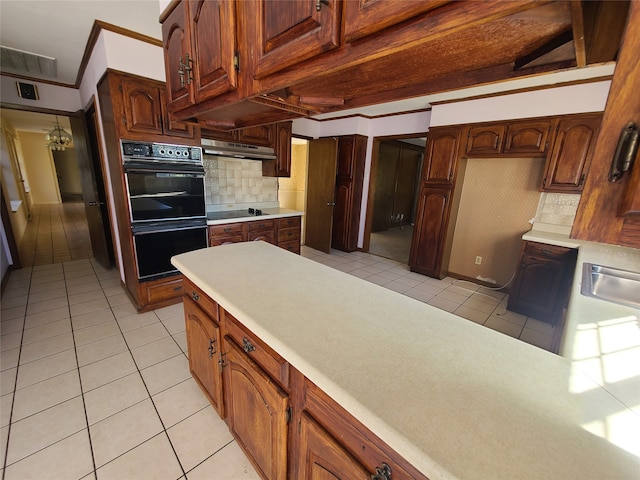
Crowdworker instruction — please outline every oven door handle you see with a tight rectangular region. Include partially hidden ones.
[132,224,206,235]
[123,161,205,175]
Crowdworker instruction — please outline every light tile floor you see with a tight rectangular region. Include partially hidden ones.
[1,204,558,479]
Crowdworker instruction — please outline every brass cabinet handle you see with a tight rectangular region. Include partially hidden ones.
[242,337,256,353]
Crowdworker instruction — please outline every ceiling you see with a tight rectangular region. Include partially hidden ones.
[0,1,623,134]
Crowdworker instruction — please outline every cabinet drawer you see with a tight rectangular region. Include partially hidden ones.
[209,234,244,247]
[277,226,300,243]
[247,230,276,244]
[523,241,573,258]
[183,278,218,321]
[144,276,184,303]
[209,223,244,236]
[277,216,301,229]
[247,219,275,231]
[224,311,289,389]
[278,239,300,254]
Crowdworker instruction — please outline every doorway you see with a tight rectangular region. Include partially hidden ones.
[364,136,426,263]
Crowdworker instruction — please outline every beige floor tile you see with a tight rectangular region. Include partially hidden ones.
[1,393,13,427]
[25,288,67,304]
[153,303,184,321]
[403,287,436,303]
[492,308,528,326]
[102,285,128,298]
[12,370,81,421]
[367,275,391,286]
[106,293,133,307]
[27,281,64,295]
[1,367,17,395]
[123,322,170,349]
[84,372,149,426]
[22,318,72,345]
[0,307,26,324]
[100,278,123,289]
[454,305,489,325]
[66,281,102,296]
[436,289,469,304]
[73,320,121,347]
[0,295,28,309]
[4,429,94,480]
[524,317,556,336]
[484,315,524,338]
[26,296,69,315]
[70,298,111,317]
[173,332,188,355]
[1,331,22,351]
[462,297,499,315]
[427,296,459,313]
[96,433,183,480]
[5,396,86,465]
[72,308,116,330]
[24,307,69,329]
[131,336,182,370]
[80,351,137,392]
[64,273,99,287]
[19,332,74,364]
[75,333,129,367]
[168,406,233,472]
[383,281,413,293]
[160,315,186,335]
[153,379,209,428]
[1,424,8,468]
[186,441,259,480]
[111,303,138,319]
[117,311,159,333]
[68,289,107,306]
[141,354,190,395]
[90,398,163,468]
[519,328,554,351]
[16,348,77,390]
[30,272,64,286]
[470,291,503,306]
[1,347,20,371]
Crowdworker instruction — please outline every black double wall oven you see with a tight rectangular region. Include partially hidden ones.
[122,141,207,280]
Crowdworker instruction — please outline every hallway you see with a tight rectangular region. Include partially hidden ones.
[16,203,93,268]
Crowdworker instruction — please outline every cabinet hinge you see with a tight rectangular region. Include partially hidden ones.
[233,51,240,72]
[286,405,292,424]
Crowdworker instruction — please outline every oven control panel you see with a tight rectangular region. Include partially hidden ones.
[121,141,202,162]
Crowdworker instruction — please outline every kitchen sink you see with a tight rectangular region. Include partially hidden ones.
[581,263,640,309]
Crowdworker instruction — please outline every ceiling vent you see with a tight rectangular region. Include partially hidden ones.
[0,46,57,79]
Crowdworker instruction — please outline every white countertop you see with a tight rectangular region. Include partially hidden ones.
[172,242,640,480]
[206,208,303,226]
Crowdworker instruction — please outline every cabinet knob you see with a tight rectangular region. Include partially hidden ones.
[371,463,392,480]
[242,337,256,353]
[192,291,200,301]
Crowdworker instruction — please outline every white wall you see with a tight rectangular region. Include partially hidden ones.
[0,75,81,112]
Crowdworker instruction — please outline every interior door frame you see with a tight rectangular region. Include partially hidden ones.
[362,132,427,254]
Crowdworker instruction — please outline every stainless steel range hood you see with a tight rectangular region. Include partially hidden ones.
[201,138,276,160]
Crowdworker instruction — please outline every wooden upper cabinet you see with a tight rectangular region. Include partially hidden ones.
[465,125,506,156]
[249,0,341,79]
[162,0,238,113]
[162,2,193,111]
[423,127,461,184]
[542,115,601,193]
[503,120,552,155]
[342,0,448,42]
[572,0,640,248]
[236,124,273,146]
[263,122,293,177]
[120,77,164,136]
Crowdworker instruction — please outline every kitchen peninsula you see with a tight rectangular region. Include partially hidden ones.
[172,241,639,480]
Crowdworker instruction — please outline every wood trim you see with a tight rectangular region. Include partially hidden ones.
[0,102,77,117]
[0,71,78,89]
[571,0,587,67]
[309,108,431,123]
[75,20,163,87]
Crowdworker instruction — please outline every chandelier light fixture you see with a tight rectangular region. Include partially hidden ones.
[46,116,72,151]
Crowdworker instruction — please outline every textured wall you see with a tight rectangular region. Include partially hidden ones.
[448,157,545,286]
[534,192,581,227]
[203,156,277,207]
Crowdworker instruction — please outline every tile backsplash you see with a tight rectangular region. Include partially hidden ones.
[203,156,278,209]
[534,192,581,226]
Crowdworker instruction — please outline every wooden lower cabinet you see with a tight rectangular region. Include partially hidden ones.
[139,275,184,309]
[208,216,301,253]
[223,335,289,480]
[183,290,224,416]
[507,241,577,324]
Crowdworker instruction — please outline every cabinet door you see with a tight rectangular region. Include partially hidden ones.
[409,186,451,278]
[542,116,601,192]
[298,412,370,480]
[507,254,566,322]
[331,181,353,252]
[160,89,197,139]
[184,296,224,416]
[223,336,289,480]
[248,0,341,79]
[503,120,551,155]
[162,1,194,112]
[120,77,164,136]
[466,125,505,156]
[422,127,461,184]
[236,124,274,146]
[274,121,292,177]
[189,0,239,104]
[343,0,448,43]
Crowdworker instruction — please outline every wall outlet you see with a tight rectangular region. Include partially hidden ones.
[475,256,482,265]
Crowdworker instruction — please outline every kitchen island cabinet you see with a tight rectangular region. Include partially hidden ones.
[171,241,639,480]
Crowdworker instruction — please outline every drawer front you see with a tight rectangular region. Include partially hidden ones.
[523,241,572,258]
[183,278,218,321]
[224,311,289,389]
[247,230,276,244]
[247,219,276,231]
[278,216,301,229]
[277,226,300,243]
[278,239,300,254]
[209,223,244,236]
[209,234,245,247]
[145,276,184,303]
